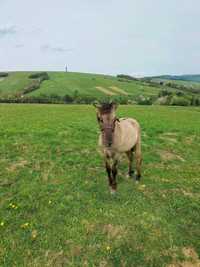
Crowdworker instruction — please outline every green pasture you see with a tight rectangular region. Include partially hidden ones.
[0,104,200,266]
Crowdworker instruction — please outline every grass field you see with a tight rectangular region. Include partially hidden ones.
[0,104,200,266]
[0,72,167,99]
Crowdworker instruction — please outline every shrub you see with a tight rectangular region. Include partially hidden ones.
[117,74,138,81]
[29,72,49,80]
[22,80,41,94]
[117,78,131,83]
[191,96,200,106]
[176,91,185,97]
[136,95,153,105]
[63,94,74,103]
[170,96,190,106]
[158,89,173,97]
[0,72,8,77]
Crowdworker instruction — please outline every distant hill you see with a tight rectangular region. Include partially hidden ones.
[0,71,199,105]
[0,71,163,99]
[149,74,200,83]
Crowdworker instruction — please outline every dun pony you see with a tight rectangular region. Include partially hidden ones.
[94,102,142,194]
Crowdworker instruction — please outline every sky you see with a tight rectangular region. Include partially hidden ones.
[0,0,200,76]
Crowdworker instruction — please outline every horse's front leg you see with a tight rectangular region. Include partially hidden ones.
[111,159,118,194]
[105,157,118,194]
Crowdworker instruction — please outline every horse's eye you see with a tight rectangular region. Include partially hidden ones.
[98,117,103,123]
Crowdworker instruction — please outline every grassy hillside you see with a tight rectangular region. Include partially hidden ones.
[1,72,200,106]
[29,72,161,98]
[0,104,200,266]
[0,71,166,99]
[0,72,32,97]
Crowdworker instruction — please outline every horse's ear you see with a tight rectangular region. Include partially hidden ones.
[93,101,101,109]
[112,102,118,110]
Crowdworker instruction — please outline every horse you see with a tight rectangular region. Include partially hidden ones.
[94,102,142,194]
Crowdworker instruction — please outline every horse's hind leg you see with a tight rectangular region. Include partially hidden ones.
[126,150,134,178]
[135,141,142,182]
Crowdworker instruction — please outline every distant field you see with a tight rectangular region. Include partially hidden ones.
[153,77,200,90]
[0,104,200,266]
[0,72,167,99]
[150,74,200,83]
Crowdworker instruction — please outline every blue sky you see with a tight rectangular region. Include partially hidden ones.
[0,0,199,76]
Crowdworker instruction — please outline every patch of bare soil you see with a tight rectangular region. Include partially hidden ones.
[168,247,200,267]
[96,86,116,96]
[6,160,28,172]
[109,86,128,95]
[103,224,126,240]
[158,150,185,162]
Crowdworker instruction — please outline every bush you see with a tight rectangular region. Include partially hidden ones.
[0,72,8,77]
[117,74,138,81]
[117,78,131,83]
[158,89,173,97]
[176,91,185,97]
[63,94,74,103]
[170,96,190,106]
[136,95,153,105]
[22,80,41,94]
[191,96,200,106]
[29,72,49,80]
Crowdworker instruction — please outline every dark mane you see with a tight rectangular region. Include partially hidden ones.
[99,103,113,114]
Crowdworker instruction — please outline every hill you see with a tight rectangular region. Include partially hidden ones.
[0,71,200,105]
[0,71,160,99]
[150,74,200,83]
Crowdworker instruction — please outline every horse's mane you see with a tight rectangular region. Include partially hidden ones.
[99,103,113,114]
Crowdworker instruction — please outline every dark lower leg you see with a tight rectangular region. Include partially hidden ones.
[136,157,142,181]
[126,151,134,177]
[105,161,113,187]
[111,160,118,190]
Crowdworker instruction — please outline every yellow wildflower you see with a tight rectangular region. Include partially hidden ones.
[31,230,37,239]
[106,246,111,251]
[21,222,29,228]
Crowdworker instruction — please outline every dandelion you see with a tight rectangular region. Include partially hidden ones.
[106,246,111,251]
[21,222,29,228]
[31,230,37,240]
[8,203,18,209]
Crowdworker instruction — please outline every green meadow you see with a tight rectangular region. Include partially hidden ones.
[0,104,200,266]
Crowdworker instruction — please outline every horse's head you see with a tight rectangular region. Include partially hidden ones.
[94,102,118,147]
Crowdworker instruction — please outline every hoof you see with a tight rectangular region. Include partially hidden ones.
[128,171,135,179]
[135,174,141,182]
[110,188,117,195]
